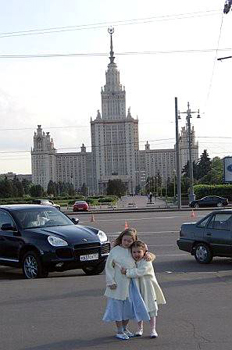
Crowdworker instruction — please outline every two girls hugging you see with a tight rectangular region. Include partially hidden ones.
[103,228,166,340]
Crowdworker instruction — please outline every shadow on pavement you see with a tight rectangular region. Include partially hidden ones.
[155,257,232,273]
[21,336,126,350]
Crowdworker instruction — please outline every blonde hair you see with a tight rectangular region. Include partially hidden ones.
[113,228,138,247]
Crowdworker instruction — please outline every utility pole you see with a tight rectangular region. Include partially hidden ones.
[175,97,181,209]
[178,102,200,204]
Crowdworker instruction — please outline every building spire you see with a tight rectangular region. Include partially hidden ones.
[108,27,115,64]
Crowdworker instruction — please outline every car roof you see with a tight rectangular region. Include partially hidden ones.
[0,204,56,211]
[36,199,51,202]
[209,209,232,214]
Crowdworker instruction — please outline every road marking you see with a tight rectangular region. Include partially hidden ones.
[80,214,203,224]
[108,230,179,237]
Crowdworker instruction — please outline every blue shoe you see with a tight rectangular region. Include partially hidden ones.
[116,333,129,340]
[123,329,134,337]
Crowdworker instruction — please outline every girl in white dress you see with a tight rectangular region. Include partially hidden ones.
[103,228,151,340]
[121,240,166,338]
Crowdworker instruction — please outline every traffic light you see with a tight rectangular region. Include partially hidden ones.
[224,0,232,14]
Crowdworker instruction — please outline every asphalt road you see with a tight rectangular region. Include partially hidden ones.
[1,210,232,350]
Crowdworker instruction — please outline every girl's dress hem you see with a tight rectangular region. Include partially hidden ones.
[103,279,150,322]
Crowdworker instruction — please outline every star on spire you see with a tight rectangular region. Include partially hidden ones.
[108,27,115,64]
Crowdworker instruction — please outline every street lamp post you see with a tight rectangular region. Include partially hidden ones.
[178,102,200,203]
[175,97,181,209]
[173,169,176,200]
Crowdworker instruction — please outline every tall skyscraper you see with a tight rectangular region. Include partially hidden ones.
[91,28,139,194]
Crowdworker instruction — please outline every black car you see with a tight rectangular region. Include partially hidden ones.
[0,205,110,279]
[189,196,228,208]
[32,199,61,210]
[177,209,232,264]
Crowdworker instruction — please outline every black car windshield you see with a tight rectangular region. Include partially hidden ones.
[13,208,74,229]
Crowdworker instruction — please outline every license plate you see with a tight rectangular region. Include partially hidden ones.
[80,253,99,261]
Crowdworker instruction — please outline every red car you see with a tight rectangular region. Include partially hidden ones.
[73,200,89,212]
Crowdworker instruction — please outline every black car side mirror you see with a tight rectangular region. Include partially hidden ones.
[71,218,79,225]
[1,223,17,231]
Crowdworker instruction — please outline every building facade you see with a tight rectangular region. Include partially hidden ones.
[31,29,199,194]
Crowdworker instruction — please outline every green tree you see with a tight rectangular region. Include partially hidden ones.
[47,180,57,196]
[30,184,44,197]
[106,179,127,198]
[67,183,75,196]
[182,160,198,179]
[199,157,223,184]
[196,150,211,180]
[22,179,32,195]
[13,176,24,197]
[80,183,88,196]
[0,177,13,198]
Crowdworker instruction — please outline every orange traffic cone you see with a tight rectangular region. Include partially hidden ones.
[90,213,95,222]
[191,209,196,218]
[125,221,129,229]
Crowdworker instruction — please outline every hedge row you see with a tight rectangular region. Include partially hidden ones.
[193,184,232,201]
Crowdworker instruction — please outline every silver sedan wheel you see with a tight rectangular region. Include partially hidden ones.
[195,246,208,262]
[23,255,39,279]
[194,243,212,264]
[217,202,223,207]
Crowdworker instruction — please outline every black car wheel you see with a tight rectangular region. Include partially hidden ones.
[22,251,48,279]
[82,262,105,275]
[194,203,199,208]
[217,202,223,207]
[194,243,213,264]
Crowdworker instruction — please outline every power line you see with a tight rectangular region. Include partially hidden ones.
[1,136,232,155]
[0,47,231,60]
[204,10,224,108]
[0,138,175,154]
[0,125,89,131]
[0,9,221,39]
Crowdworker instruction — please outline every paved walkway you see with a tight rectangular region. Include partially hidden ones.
[116,195,169,209]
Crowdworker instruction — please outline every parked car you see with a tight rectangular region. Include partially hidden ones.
[189,196,228,208]
[0,204,110,279]
[73,200,89,212]
[32,199,61,210]
[177,209,232,264]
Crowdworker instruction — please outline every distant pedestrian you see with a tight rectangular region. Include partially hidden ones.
[149,192,153,203]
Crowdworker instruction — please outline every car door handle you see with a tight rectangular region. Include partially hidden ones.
[206,233,211,236]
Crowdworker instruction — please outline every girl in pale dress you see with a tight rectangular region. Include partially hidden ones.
[121,240,166,338]
[103,228,151,340]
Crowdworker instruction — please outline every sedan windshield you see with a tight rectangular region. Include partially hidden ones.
[13,208,74,229]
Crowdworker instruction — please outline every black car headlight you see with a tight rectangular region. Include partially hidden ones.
[97,230,108,243]
[48,236,68,247]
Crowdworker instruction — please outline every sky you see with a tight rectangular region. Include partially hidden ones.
[0,0,232,174]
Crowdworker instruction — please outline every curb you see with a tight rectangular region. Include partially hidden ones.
[62,206,232,216]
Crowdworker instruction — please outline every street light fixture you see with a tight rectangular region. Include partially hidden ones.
[178,102,200,204]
